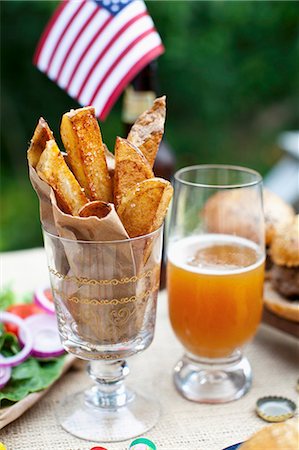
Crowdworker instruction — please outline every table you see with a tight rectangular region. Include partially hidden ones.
[1,248,298,450]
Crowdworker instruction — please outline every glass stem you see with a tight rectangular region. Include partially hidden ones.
[85,359,133,409]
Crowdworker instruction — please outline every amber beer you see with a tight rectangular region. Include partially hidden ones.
[167,234,265,359]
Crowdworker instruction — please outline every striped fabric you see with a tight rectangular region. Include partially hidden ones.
[34,0,164,120]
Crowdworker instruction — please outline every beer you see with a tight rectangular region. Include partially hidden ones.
[167,234,264,359]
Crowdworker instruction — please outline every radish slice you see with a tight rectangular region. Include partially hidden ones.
[34,286,55,314]
[0,312,33,367]
[0,362,11,388]
[19,314,64,359]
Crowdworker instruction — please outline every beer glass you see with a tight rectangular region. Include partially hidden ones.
[167,165,265,403]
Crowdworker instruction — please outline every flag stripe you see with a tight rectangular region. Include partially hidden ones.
[59,9,110,89]
[68,0,146,97]
[76,11,148,101]
[55,3,99,83]
[36,1,82,72]
[78,13,154,105]
[49,1,98,81]
[100,45,164,120]
[33,1,68,65]
[87,27,155,106]
[92,33,162,114]
[93,32,162,112]
[46,1,86,73]
[66,13,112,92]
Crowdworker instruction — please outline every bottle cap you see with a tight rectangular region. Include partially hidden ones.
[256,396,297,422]
[129,438,156,449]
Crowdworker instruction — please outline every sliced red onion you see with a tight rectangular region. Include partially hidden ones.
[19,314,64,359]
[0,312,33,367]
[34,286,55,314]
[0,362,11,388]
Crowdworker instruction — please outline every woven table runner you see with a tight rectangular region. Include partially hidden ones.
[1,249,298,450]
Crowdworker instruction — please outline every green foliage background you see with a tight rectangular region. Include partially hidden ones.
[1,1,299,251]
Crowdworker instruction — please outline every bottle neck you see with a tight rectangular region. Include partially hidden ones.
[122,86,156,127]
[122,62,158,126]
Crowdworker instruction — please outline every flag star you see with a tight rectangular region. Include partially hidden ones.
[120,0,129,3]
[112,0,120,3]
[103,0,111,5]
[111,3,120,11]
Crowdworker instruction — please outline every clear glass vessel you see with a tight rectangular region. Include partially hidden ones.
[43,226,163,442]
[167,165,265,403]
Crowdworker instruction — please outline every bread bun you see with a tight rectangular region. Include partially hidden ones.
[239,420,298,450]
[270,215,299,267]
[264,281,299,323]
[203,188,295,246]
[203,189,261,242]
[263,189,295,246]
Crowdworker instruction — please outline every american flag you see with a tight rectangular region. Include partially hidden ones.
[33,0,164,120]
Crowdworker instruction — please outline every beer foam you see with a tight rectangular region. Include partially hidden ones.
[168,234,265,275]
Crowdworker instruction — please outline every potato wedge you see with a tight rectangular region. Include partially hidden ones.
[27,117,53,168]
[114,137,154,208]
[117,177,173,238]
[36,139,88,215]
[60,106,112,202]
[127,96,166,167]
[79,201,111,220]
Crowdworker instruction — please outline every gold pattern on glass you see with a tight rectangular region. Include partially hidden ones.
[52,283,159,306]
[49,267,153,286]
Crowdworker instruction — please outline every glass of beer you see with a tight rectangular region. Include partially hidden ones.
[167,165,265,403]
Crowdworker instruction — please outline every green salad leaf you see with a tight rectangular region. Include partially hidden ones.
[0,331,20,357]
[0,356,66,406]
[0,286,15,310]
[0,286,33,310]
[0,287,66,407]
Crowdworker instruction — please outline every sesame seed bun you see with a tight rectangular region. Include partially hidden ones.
[264,281,299,323]
[270,215,299,267]
[239,420,298,450]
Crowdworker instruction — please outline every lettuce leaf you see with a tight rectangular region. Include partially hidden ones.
[0,356,66,406]
[0,287,66,407]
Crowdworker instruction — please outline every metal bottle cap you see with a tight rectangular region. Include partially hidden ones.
[256,396,297,422]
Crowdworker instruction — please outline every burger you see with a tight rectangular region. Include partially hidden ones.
[263,189,295,270]
[203,188,295,271]
[264,215,299,322]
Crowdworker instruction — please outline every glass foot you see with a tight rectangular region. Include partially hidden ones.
[174,353,252,404]
[57,389,160,442]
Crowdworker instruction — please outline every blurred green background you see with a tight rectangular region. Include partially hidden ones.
[1,1,299,251]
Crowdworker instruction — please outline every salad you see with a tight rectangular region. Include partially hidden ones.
[0,287,66,407]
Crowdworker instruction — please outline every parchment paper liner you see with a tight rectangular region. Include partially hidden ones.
[29,166,160,346]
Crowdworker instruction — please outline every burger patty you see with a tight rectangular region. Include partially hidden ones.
[271,264,299,299]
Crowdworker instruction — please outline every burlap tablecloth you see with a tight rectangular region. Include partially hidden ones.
[1,248,298,450]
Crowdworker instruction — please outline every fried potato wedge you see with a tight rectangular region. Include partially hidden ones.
[27,117,54,168]
[60,106,112,202]
[117,178,173,237]
[114,137,153,208]
[127,96,166,167]
[79,201,111,219]
[36,139,88,215]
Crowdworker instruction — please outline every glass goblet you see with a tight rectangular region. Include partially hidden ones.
[43,226,163,442]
